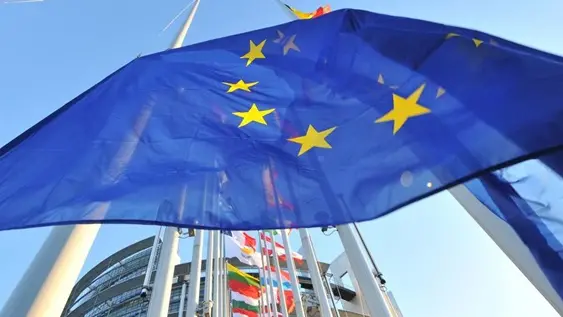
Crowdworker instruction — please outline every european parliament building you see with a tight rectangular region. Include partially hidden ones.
[60,235,367,317]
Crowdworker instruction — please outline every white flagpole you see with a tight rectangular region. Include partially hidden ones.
[280,230,306,317]
[260,231,280,316]
[268,231,290,316]
[147,226,181,317]
[336,224,391,317]
[257,233,273,316]
[449,185,563,315]
[171,0,201,49]
[322,273,341,317]
[217,233,224,317]
[185,229,204,316]
[298,228,333,317]
[222,235,229,317]
[212,231,221,317]
[147,2,201,315]
[0,224,100,317]
[141,227,162,298]
[203,230,214,315]
[178,280,188,317]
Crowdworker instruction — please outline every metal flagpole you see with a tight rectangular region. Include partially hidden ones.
[258,258,269,316]
[298,228,333,317]
[257,232,273,316]
[336,224,392,317]
[449,185,563,315]
[268,231,289,316]
[171,0,201,49]
[261,231,280,317]
[217,233,224,317]
[203,230,214,316]
[147,226,181,317]
[352,222,386,285]
[141,227,162,298]
[224,258,231,317]
[211,231,220,317]
[178,281,188,317]
[0,224,100,317]
[221,234,229,317]
[185,229,204,316]
[280,230,306,317]
[322,273,341,317]
[147,2,201,316]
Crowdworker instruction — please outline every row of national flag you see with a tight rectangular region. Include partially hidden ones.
[225,230,301,315]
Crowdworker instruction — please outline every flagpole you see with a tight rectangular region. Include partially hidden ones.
[171,0,201,49]
[223,258,228,316]
[257,233,273,316]
[352,222,386,285]
[280,230,306,317]
[140,227,162,298]
[203,230,214,315]
[211,231,220,317]
[178,280,188,317]
[0,224,100,317]
[146,2,202,316]
[268,231,290,316]
[260,231,280,316]
[222,235,229,317]
[147,226,181,317]
[298,228,333,317]
[218,233,224,317]
[322,273,341,317]
[336,224,392,317]
[185,229,204,316]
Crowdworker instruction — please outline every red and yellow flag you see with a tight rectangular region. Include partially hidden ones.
[283,3,331,20]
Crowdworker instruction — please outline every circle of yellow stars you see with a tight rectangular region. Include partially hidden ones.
[222,29,491,156]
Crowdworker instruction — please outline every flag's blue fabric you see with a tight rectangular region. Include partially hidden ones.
[1,9,563,231]
[465,156,563,301]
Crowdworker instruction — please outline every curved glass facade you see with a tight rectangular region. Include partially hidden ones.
[62,236,352,317]
[62,237,161,317]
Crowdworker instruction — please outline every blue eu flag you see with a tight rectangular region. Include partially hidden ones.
[1,9,563,230]
[466,156,563,301]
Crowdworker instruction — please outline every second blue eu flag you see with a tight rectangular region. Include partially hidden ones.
[1,9,563,230]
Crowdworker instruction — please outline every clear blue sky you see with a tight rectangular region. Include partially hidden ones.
[0,0,562,316]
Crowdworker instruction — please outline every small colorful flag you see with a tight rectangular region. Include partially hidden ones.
[281,1,331,19]
[225,234,264,267]
[228,263,261,317]
[260,232,304,264]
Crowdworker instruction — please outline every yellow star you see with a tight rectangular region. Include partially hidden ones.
[288,125,336,156]
[241,40,266,66]
[222,80,258,93]
[375,84,431,134]
[446,33,483,47]
[472,38,483,47]
[232,104,275,127]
